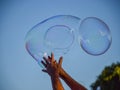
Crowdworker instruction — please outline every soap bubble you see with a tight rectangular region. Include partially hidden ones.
[25,15,80,65]
[79,17,112,56]
[44,25,74,55]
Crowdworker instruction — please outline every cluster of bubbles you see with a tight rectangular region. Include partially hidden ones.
[25,15,112,66]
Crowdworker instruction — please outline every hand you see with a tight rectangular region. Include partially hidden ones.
[41,53,87,90]
[41,53,63,77]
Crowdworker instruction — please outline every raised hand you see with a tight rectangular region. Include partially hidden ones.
[41,53,63,77]
[41,53,64,90]
[41,53,87,90]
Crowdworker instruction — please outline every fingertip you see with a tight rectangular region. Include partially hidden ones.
[59,56,63,65]
[51,52,54,57]
[42,69,47,73]
[51,52,54,61]
[60,56,63,61]
[60,56,63,59]
[48,56,51,59]
[43,56,47,61]
[41,61,47,67]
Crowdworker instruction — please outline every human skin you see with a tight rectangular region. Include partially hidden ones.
[41,53,87,90]
[41,53,64,90]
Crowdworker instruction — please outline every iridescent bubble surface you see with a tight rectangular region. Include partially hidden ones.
[25,15,80,64]
[79,17,112,55]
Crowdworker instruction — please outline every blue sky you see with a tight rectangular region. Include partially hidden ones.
[0,0,120,90]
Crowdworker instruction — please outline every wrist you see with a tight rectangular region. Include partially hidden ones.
[60,68,66,78]
[50,73,59,78]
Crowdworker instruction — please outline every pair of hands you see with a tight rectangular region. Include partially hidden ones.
[41,53,87,90]
[41,53,63,77]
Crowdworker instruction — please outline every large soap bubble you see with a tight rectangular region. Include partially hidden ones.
[25,15,80,65]
[79,17,112,56]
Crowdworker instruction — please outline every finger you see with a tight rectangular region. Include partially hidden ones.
[48,56,52,62]
[43,57,49,64]
[41,61,47,67]
[53,60,57,64]
[51,52,54,62]
[42,69,48,73]
[48,56,51,59]
[58,56,63,66]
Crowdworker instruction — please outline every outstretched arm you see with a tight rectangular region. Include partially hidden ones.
[43,53,87,90]
[41,53,64,90]
[56,56,87,90]
[60,67,87,90]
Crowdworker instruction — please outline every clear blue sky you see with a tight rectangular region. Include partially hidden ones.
[0,0,120,90]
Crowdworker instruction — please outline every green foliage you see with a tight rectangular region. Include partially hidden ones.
[91,62,120,90]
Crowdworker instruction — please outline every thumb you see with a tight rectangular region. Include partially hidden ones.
[58,56,63,67]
